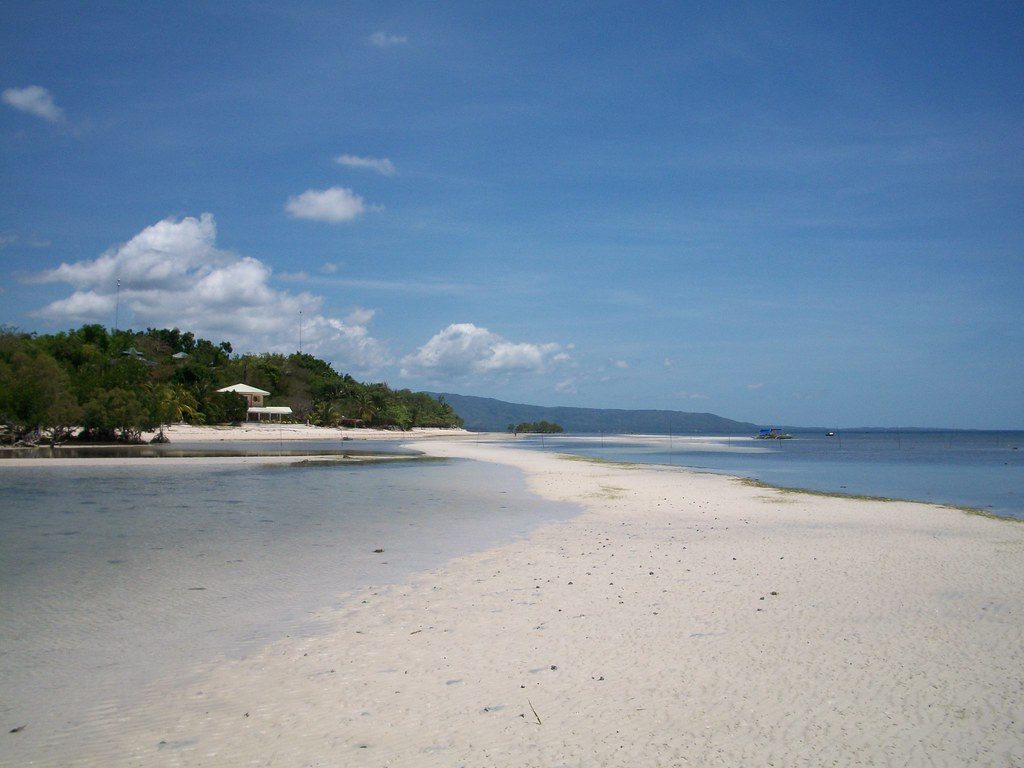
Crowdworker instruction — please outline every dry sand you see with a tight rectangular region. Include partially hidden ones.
[140,423,470,442]
[10,439,1024,766]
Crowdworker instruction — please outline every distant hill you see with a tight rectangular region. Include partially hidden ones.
[429,393,760,435]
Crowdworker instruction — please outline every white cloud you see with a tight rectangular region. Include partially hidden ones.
[36,213,226,292]
[345,307,376,326]
[320,262,340,274]
[613,359,629,369]
[31,213,391,374]
[2,85,64,122]
[370,31,408,47]
[41,290,114,321]
[285,187,371,223]
[335,154,396,176]
[401,323,569,379]
[746,382,765,390]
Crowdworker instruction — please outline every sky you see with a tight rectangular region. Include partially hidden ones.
[1,1,1022,429]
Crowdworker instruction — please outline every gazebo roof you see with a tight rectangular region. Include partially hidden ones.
[217,383,271,396]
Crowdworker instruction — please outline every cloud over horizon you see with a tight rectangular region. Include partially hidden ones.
[2,85,64,122]
[401,323,570,379]
[32,214,390,374]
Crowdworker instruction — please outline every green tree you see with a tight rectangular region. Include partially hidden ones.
[0,336,82,443]
[309,401,339,427]
[81,387,155,443]
[378,401,413,430]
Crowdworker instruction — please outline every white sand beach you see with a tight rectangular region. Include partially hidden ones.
[140,423,470,442]
[30,438,1010,767]
[3,436,1022,766]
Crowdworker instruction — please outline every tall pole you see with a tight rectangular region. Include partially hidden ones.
[114,278,121,332]
[298,310,303,353]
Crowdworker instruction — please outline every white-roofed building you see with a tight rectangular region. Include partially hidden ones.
[216,383,293,421]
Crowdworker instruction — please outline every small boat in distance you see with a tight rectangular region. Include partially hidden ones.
[826,431,836,437]
[756,427,793,440]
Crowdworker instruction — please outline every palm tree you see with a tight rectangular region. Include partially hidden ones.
[353,391,378,423]
[309,401,339,427]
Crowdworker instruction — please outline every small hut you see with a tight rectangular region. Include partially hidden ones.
[216,383,293,421]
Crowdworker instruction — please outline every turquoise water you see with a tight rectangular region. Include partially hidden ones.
[0,454,576,764]
[514,430,1024,519]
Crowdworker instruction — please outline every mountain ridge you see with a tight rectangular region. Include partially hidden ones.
[429,392,760,434]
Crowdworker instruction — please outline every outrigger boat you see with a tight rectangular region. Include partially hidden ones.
[756,427,793,440]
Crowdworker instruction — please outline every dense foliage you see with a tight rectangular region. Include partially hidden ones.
[0,325,462,443]
[508,420,564,434]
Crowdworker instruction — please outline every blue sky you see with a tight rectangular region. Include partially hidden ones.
[2,1,1021,428]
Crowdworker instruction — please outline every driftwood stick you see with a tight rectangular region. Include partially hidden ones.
[528,699,542,725]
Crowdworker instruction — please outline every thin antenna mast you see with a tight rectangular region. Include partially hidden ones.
[298,310,303,353]
[114,278,121,331]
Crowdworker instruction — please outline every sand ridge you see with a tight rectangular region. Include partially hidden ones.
[41,440,1024,766]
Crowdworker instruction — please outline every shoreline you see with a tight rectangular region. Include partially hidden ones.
[144,423,472,442]
[2,427,1017,521]
[0,423,471,450]
[66,438,1023,766]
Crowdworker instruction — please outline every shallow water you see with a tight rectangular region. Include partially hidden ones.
[515,430,1024,519]
[0,437,417,459]
[0,456,577,765]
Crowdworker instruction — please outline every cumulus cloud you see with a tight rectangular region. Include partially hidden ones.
[401,323,569,379]
[2,85,64,122]
[335,154,396,176]
[613,359,629,369]
[344,307,376,326]
[369,31,408,47]
[32,214,391,373]
[37,213,227,292]
[285,187,371,223]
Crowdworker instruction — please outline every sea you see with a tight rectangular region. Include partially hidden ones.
[0,443,576,764]
[512,429,1024,520]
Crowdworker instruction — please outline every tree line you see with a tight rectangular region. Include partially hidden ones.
[508,420,564,434]
[0,324,463,444]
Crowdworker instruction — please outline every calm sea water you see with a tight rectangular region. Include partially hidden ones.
[513,430,1024,520]
[0,452,576,764]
